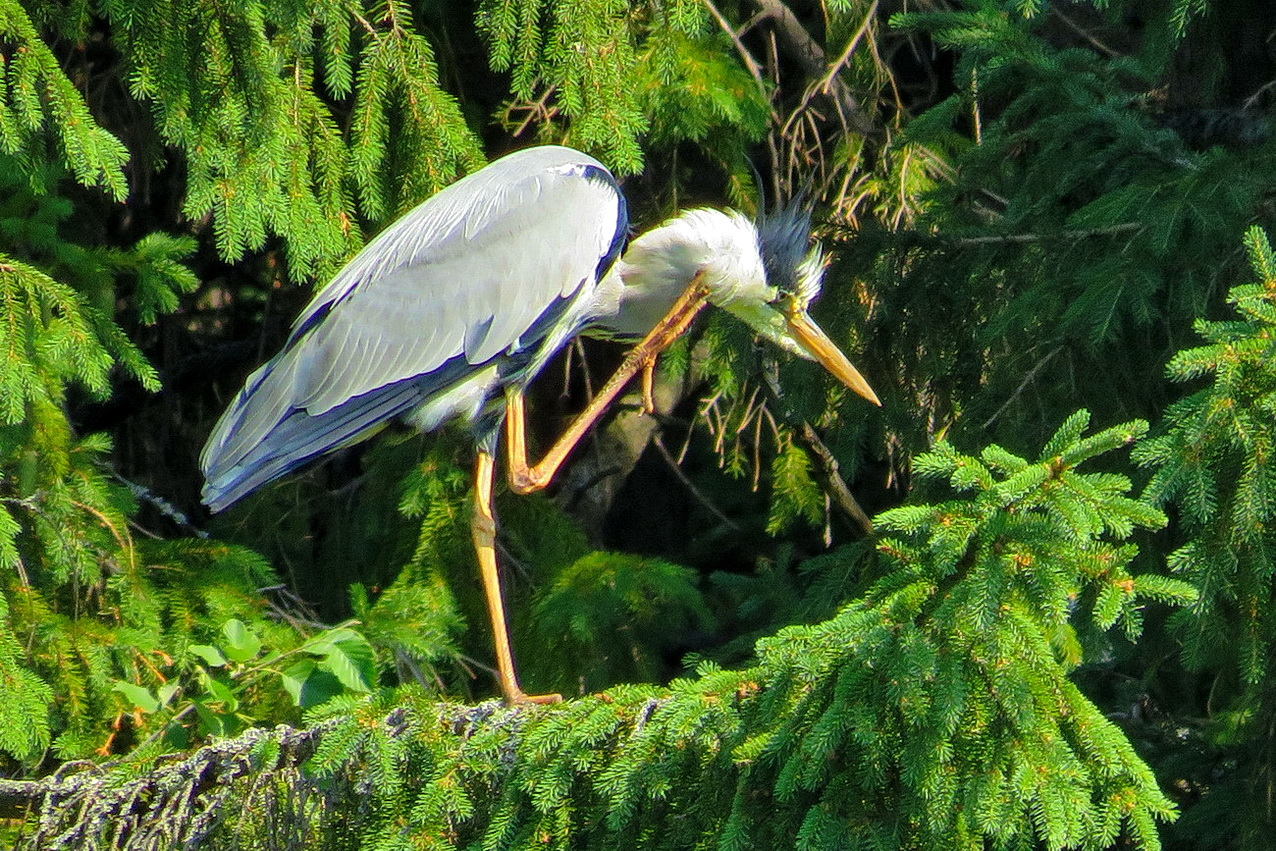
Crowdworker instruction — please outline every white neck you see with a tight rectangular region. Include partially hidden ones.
[595,208,774,339]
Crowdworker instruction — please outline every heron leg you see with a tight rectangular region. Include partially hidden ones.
[471,450,561,705]
[504,274,711,495]
[640,359,657,415]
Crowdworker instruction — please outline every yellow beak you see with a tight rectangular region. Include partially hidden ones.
[785,310,881,406]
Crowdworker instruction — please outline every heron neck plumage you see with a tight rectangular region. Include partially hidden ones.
[592,208,771,341]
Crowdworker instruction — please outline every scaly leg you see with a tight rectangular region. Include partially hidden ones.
[471,450,561,705]
[479,275,709,702]
[640,358,657,415]
[505,274,710,495]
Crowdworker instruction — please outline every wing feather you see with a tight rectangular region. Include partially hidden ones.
[294,170,619,413]
[201,146,627,509]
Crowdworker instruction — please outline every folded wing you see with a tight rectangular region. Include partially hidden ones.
[201,146,626,510]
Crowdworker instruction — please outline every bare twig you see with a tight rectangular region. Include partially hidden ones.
[652,435,742,532]
[1049,6,1122,58]
[508,86,560,138]
[813,2,879,101]
[758,0,877,137]
[796,422,874,537]
[982,346,1065,430]
[951,223,1142,246]
[703,0,771,102]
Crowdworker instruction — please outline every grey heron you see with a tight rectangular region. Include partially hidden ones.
[201,145,879,704]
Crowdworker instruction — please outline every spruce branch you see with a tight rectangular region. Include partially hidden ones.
[949,223,1143,247]
[0,718,335,837]
[4,412,1185,850]
[1137,225,1276,697]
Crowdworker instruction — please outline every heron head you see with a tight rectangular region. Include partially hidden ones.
[724,201,881,406]
[612,202,880,407]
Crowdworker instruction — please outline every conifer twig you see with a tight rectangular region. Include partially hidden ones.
[811,2,878,103]
[1048,6,1122,58]
[0,721,330,827]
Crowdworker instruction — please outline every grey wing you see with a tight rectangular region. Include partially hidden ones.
[201,146,626,510]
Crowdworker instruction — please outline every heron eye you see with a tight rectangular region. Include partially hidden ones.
[772,292,801,315]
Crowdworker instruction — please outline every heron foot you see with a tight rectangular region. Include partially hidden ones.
[507,468,550,495]
[503,688,563,706]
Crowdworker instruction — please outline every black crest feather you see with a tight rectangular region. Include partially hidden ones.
[756,196,814,296]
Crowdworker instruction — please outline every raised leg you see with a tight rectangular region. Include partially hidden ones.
[505,274,711,495]
[471,450,561,705]
[478,274,710,703]
[640,358,657,415]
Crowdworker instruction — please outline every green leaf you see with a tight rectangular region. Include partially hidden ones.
[113,680,161,713]
[192,701,232,738]
[281,659,346,709]
[191,644,228,667]
[157,681,181,707]
[201,677,239,712]
[304,627,376,693]
[221,618,263,663]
